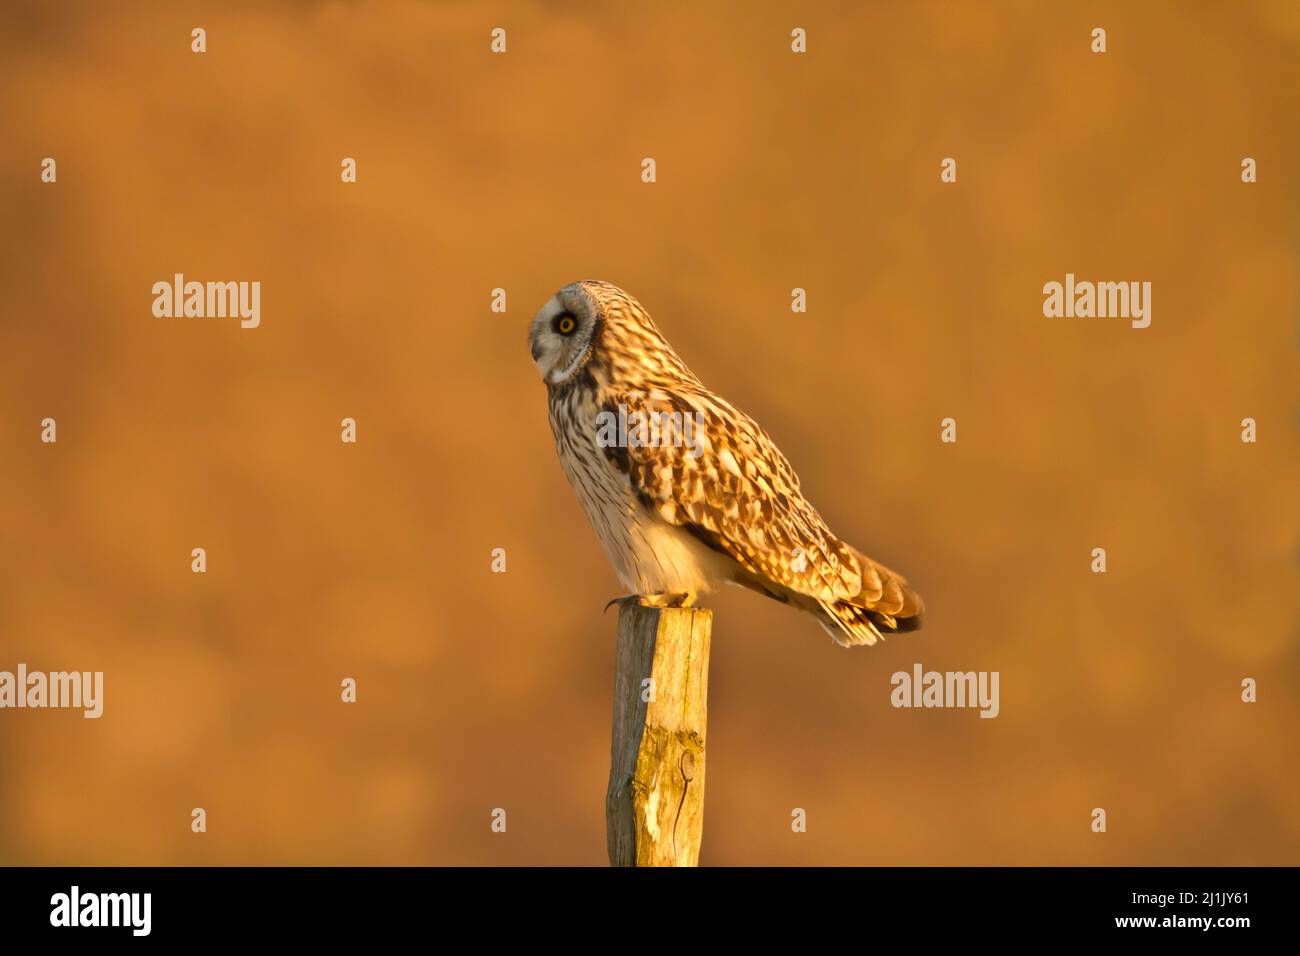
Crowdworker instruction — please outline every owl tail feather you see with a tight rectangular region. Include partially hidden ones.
[815,601,921,648]
[736,554,923,647]
[816,554,924,648]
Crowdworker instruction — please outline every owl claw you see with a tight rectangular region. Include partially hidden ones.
[603,595,641,614]
[603,592,697,613]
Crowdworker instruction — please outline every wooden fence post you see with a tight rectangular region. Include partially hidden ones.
[605,604,713,867]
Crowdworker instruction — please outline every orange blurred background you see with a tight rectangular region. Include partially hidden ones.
[1,0,1297,865]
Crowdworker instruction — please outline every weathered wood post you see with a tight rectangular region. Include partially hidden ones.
[605,605,713,867]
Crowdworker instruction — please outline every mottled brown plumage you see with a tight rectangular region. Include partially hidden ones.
[530,280,923,646]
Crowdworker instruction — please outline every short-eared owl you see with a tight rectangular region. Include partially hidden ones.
[530,280,923,646]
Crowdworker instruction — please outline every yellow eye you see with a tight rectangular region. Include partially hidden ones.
[557,314,576,335]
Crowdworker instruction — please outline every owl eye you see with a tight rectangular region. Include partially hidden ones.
[554,313,577,336]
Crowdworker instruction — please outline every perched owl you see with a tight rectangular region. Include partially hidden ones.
[530,280,923,646]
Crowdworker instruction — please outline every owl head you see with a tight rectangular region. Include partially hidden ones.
[529,281,608,387]
[530,280,694,388]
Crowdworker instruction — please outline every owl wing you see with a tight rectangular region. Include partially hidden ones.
[610,386,911,615]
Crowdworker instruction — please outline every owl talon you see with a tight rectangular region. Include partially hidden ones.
[603,595,642,614]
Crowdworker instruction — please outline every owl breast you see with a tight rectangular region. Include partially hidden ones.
[547,383,733,596]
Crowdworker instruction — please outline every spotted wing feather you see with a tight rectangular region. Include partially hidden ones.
[613,387,922,642]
